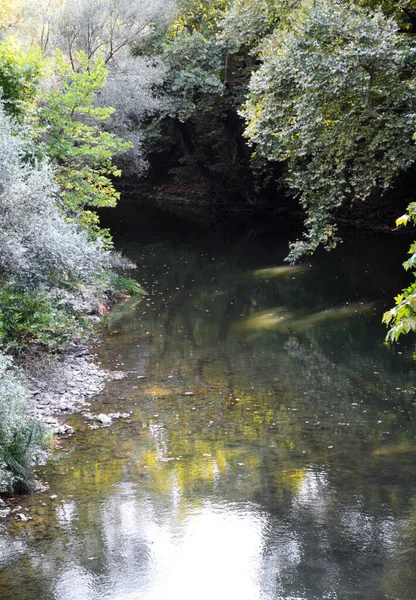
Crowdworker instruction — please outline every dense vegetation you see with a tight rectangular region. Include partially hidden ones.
[152,0,416,341]
[1,0,416,493]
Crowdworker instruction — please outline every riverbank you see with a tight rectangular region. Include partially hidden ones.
[0,350,116,518]
[0,348,129,519]
[24,349,123,436]
[0,278,142,501]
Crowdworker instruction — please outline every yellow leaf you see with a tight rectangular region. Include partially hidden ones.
[395,214,409,227]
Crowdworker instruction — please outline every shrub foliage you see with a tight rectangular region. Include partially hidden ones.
[0,353,45,494]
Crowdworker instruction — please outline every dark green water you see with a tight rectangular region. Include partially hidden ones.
[1,219,416,600]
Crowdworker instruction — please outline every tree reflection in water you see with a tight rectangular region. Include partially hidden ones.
[0,227,415,600]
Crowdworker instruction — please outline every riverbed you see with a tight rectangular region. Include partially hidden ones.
[0,216,415,600]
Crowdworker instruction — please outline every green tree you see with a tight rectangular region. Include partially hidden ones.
[0,37,42,119]
[137,0,262,200]
[356,0,416,30]
[241,0,416,263]
[171,0,230,35]
[36,51,132,245]
[218,0,283,53]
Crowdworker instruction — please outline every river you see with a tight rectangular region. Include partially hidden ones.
[0,213,415,600]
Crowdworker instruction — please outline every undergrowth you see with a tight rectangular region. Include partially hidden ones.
[0,353,46,495]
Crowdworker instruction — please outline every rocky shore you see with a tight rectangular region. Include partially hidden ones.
[24,349,125,436]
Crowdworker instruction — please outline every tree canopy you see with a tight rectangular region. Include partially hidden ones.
[242,0,416,262]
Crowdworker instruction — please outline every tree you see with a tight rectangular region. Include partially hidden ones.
[53,0,176,67]
[95,51,166,175]
[0,1,24,36]
[36,51,132,244]
[218,0,281,53]
[134,0,264,200]
[0,37,43,119]
[241,0,416,263]
[171,0,230,35]
[356,0,416,31]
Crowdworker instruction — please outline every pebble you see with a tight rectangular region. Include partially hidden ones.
[54,424,74,436]
[15,513,30,522]
[96,414,112,426]
[25,353,121,434]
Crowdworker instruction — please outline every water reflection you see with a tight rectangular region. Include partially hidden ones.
[50,491,274,600]
[0,225,415,600]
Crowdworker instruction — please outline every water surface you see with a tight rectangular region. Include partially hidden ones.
[0,220,415,600]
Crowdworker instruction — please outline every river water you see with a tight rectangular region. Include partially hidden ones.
[0,216,416,600]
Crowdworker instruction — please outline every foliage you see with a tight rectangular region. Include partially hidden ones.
[160,30,225,120]
[0,284,92,354]
[383,208,416,340]
[218,0,282,53]
[0,1,24,35]
[241,0,416,262]
[0,352,45,494]
[0,105,107,287]
[170,0,230,35]
[16,0,178,180]
[139,1,258,197]
[36,52,132,245]
[383,277,416,341]
[356,0,416,30]
[95,52,166,175]
[109,276,145,297]
[0,37,43,119]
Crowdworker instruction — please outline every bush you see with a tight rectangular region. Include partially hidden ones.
[0,352,45,494]
[0,105,107,287]
[109,276,145,298]
[0,284,93,354]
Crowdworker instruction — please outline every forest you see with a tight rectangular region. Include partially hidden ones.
[0,0,416,497]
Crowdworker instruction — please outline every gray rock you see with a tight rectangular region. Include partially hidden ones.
[15,513,29,522]
[54,424,74,436]
[96,414,112,426]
